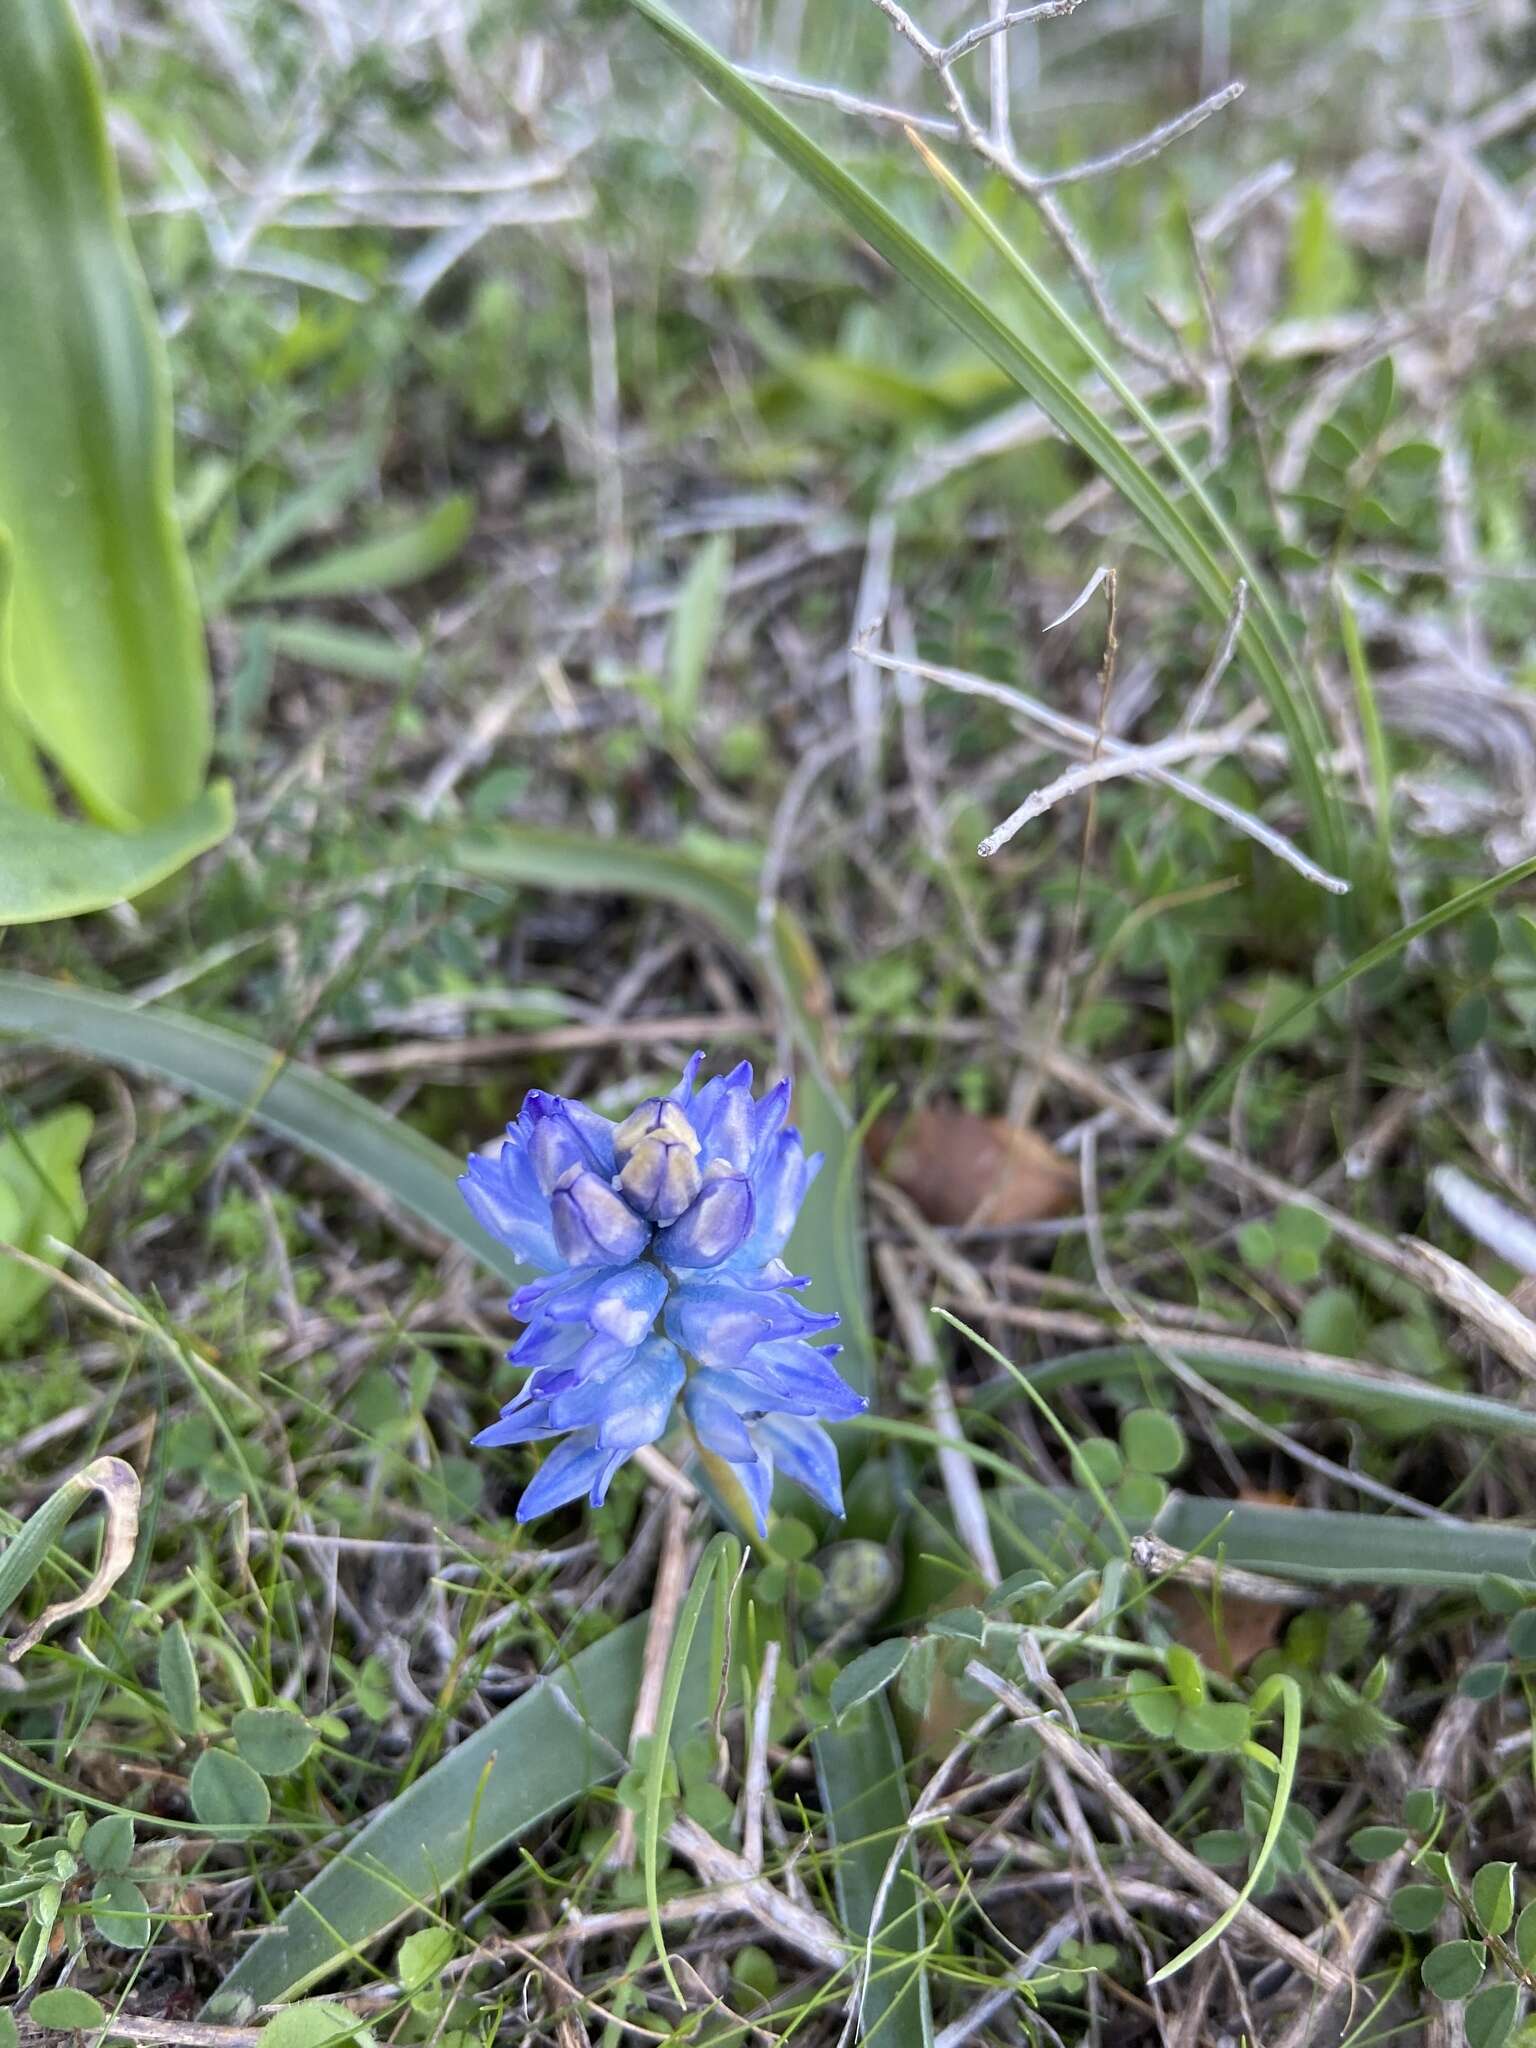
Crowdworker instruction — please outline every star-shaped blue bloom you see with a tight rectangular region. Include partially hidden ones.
[460,1054,865,1529]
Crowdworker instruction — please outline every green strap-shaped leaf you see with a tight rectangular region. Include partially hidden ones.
[0,0,212,829]
[996,1487,1536,1591]
[976,1343,1536,1446]
[213,1614,709,2006]
[0,974,526,1289]
[253,492,474,602]
[814,1692,933,2048]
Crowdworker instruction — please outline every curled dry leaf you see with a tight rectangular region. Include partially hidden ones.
[4,1455,141,1661]
[868,1105,1078,1228]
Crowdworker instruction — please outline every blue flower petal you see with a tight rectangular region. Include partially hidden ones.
[666,1274,838,1367]
[470,1057,851,1528]
[525,1096,608,1195]
[757,1415,845,1516]
[656,1166,753,1268]
[725,1339,866,1420]
[516,1432,611,1521]
[683,1369,759,1461]
[550,1167,651,1267]
[458,1145,558,1270]
[730,1130,822,1268]
[690,1060,756,1168]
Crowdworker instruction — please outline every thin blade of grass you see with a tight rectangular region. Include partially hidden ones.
[644,1533,739,2004]
[622,0,1345,880]
[1117,850,1536,1213]
[0,974,527,1289]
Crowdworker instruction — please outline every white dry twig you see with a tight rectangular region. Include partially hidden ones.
[855,638,1350,894]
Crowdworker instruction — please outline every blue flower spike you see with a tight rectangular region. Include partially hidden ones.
[461,1056,864,1531]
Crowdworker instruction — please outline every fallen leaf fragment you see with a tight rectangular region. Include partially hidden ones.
[868,1105,1078,1228]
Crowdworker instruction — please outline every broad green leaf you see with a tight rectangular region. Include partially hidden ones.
[31,1989,107,2031]
[233,1706,318,1779]
[256,2003,374,2048]
[1514,1900,1536,1973]
[1465,1982,1519,2048]
[1422,1940,1486,2001]
[1121,1408,1186,1477]
[452,828,872,1394]
[396,1927,455,1991]
[0,768,232,923]
[158,1619,201,1736]
[82,1811,134,1876]
[829,1639,911,1722]
[1174,1701,1251,1755]
[0,0,211,829]
[90,1873,150,1950]
[213,1614,714,2007]
[1471,1861,1517,1938]
[1388,1883,1446,1935]
[1125,1671,1179,1739]
[0,1102,90,1333]
[0,974,527,1290]
[255,493,473,601]
[1350,1825,1408,1861]
[190,1750,271,1833]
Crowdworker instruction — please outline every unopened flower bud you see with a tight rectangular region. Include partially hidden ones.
[656,1159,754,1268]
[527,1099,600,1195]
[550,1166,650,1267]
[613,1096,701,1167]
[619,1133,702,1222]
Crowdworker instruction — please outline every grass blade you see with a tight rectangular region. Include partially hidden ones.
[622,0,1345,877]
[664,533,732,731]
[254,493,473,602]
[644,1533,739,2003]
[212,1613,713,2007]
[0,973,526,1289]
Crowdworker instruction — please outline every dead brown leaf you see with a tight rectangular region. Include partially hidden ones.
[1162,1585,1288,1677]
[1163,1489,1298,1676]
[868,1106,1078,1228]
